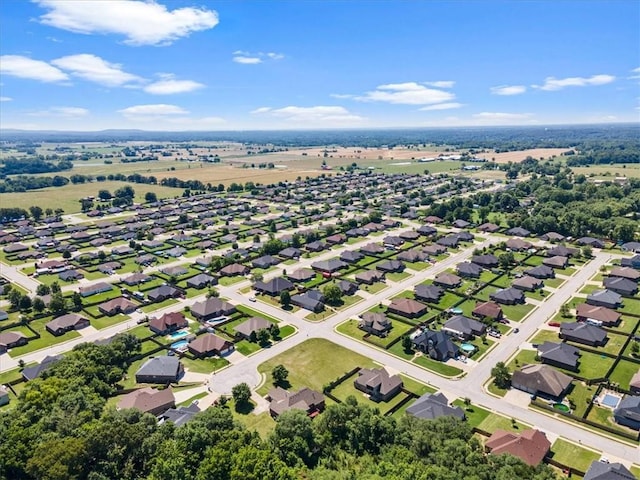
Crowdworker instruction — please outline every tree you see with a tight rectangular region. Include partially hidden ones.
[36,284,50,296]
[498,252,514,270]
[144,191,157,203]
[270,323,280,339]
[29,206,43,221]
[322,283,343,307]
[232,382,251,406]
[631,341,639,357]
[98,189,112,201]
[62,250,71,260]
[19,295,32,312]
[491,361,511,389]
[33,297,46,313]
[272,364,289,387]
[48,292,67,315]
[582,245,593,258]
[72,292,83,310]
[50,281,61,294]
[257,329,270,346]
[2,283,12,297]
[8,289,21,309]
[401,335,413,354]
[280,290,291,308]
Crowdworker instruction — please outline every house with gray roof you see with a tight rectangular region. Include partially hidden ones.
[506,227,530,237]
[414,284,443,303]
[412,330,459,362]
[254,277,294,296]
[511,364,573,400]
[376,259,405,273]
[434,272,462,289]
[613,396,640,430]
[279,247,301,259]
[354,368,403,402]
[355,269,385,285]
[186,273,217,289]
[45,313,90,336]
[442,315,486,340]
[191,298,236,321]
[471,254,499,269]
[583,461,636,480]
[22,355,62,381]
[135,356,184,384]
[586,289,622,309]
[537,341,580,371]
[406,392,465,420]
[512,275,543,292]
[543,256,569,269]
[252,255,280,269]
[525,265,555,279]
[159,403,201,427]
[359,312,391,337]
[490,287,525,305]
[311,258,348,273]
[456,262,482,278]
[291,290,325,313]
[234,317,273,340]
[287,268,316,282]
[603,277,638,296]
[560,322,608,347]
[547,245,577,257]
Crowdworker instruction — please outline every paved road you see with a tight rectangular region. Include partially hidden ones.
[0,262,41,294]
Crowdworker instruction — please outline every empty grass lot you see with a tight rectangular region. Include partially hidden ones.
[257,338,376,396]
[477,413,528,433]
[620,297,640,316]
[452,399,491,427]
[501,303,535,322]
[530,329,561,345]
[181,356,229,374]
[550,438,600,473]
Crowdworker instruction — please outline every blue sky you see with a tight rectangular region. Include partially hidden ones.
[0,0,638,130]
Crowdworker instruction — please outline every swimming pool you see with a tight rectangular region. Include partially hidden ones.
[169,330,188,340]
[601,393,621,408]
[460,343,476,353]
[170,339,188,350]
[450,308,463,314]
[553,403,570,412]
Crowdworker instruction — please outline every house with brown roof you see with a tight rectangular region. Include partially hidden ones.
[191,297,236,321]
[433,272,462,289]
[117,387,175,416]
[608,267,640,281]
[512,275,543,292]
[149,312,188,334]
[543,256,569,269]
[0,331,28,353]
[511,364,573,400]
[188,333,234,357]
[354,368,403,402]
[477,222,500,233]
[422,243,447,256]
[219,263,249,276]
[45,313,90,336]
[629,370,640,395]
[360,243,385,255]
[233,316,273,340]
[287,268,316,283]
[505,238,532,251]
[387,298,428,318]
[359,312,392,337]
[485,429,551,467]
[472,301,503,321]
[98,297,137,316]
[267,386,325,418]
[575,303,621,327]
[354,269,385,285]
[79,282,113,297]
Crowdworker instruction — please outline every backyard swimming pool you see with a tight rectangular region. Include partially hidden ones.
[601,393,621,408]
[170,339,188,350]
[553,403,570,413]
[169,330,188,340]
[460,343,476,353]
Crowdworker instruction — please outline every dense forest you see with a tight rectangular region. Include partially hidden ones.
[0,334,557,480]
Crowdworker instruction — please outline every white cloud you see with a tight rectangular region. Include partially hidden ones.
[490,85,527,96]
[29,106,89,117]
[355,82,455,105]
[424,80,455,88]
[232,51,284,64]
[144,77,204,94]
[533,74,615,91]
[0,55,68,82]
[629,67,640,80]
[35,0,219,46]
[52,54,142,87]
[329,93,355,99]
[0,96,12,102]
[233,56,262,64]
[119,104,189,118]
[419,102,464,111]
[473,112,533,121]
[252,105,364,125]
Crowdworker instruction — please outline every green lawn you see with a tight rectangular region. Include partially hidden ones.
[256,338,376,396]
[228,401,276,439]
[586,405,632,436]
[333,294,364,311]
[631,466,640,478]
[218,276,246,287]
[412,354,463,377]
[92,314,130,330]
[620,297,640,316]
[501,303,535,322]
[141,298,178,313]
[507,349,539,372]
[613,316,639,335]
[386,272,411,282]
[566,382,596,418]
[477,413,528,433]
[608,359,640,390]
[550,438,600,473]
[487,382,508,397]
[235,340,263,356]
[573,351,615,380]
[579,284,600,295]
[336,318,366,341]
[178,391,208,407]
[452,399,491,428]
[181,356,229,374]
[544,277,565,289]
[530,329,561,345]
[362,282,388,294]
[8,321,80,357]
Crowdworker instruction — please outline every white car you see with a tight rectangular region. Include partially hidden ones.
[249,297,256,302]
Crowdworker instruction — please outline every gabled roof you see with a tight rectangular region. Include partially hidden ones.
[485,429,550,466]
[354,368,403,397]
[443,315,486,335]
[234,317,272,337]
[472,301,503,319]
[575,304,621,324]
[524,265,555,279]
[583,461,636,480]
[406,392,465,420]
[560,322,608,344]
[512,364,573,397]
[253,277,294,295]
[136,356,182,379]
[603,276,638,294]
[614,396,640,423]
[587,289,622,306]
[160,403,201,427]
[414,284,443,301]
[490,287,525,304]
[537,341,580,369]
[117,387,175,414]
[434,272,461,287]
[311,258,348,272]
[608,267,640,281]
[288,268,316,282]
[456,262,482,276]
[188,333,232,355]
[191,297,235,318]
[512,275,543,290]
[268,386,324,416]
[388,298,427,316]
[505,227,531,237]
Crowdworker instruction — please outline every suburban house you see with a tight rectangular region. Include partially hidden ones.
[79,282,113,297]
[436,234,460,248]
[383,236,404,249]
[147,285,183,303]
[608,267,640,281]
[45,313,90,336]
[412,330,460,361]
[311,259,348,274]
[397,249,427,263]
[414,284,443,303]
[0,386,9,407]
[506,227,531,237]
[191,298,236,322]
[253,277,294,296]
[287,268,316,283]
[613,396,640,430]
[360,243,385,255]
[267,386,325,418]
[511,364,573,400]
[186,273,217,289]
[472,301,503,321]
[537,341,580,371]
[252,255,280,269]
[525,265,555,279]
[21,355,61,381]
[630,370,640,395]
[512,275,543,292]
[406,392,465,420]
[98,297,137,316]
[359,312,392,337]
[122,273,152,286]
[0,331,28,353]
[355,270,385,285]
[290,290,325,313]
[583,461,636,480]
[559,322,608,347]
[575,303,621,327]
[354,368,403,402]
[233,316,272,340]
[434,272,462,289]
[422,244,447,256]
[621,254,640,269]
[541,232,565,243]
[135,356,184,384]
[376,259,405,273]
[59,270,84,281]
[505,238,532,251]
[576,237,605,248]
[159,403,201,427]
[456,262,482,278]
[149,312,188,334]
[340,250,364,264]
[279,247,301,259]
[490,287,525,305]
[219,263,249,276]
[603,277,638,296]
[471,254,499,269]
[387,298,428,318]
[117,387,175,416]
[477,222,500,233]
[442,315,486,340]
[337,280,358,296]
[547,245,577,257]
[187,333,234,357]
[586,289,623,309]
[305,240,326,252]
[620,242,640,253]
[485,429,550,467]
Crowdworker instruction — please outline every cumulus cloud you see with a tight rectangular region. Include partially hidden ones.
[35,0,219,46]
[119,104,189,117]
[0,96,12,102]
[472,112,533,121]
[419,102,464,111]
[355,82,455,105]
[29,106,89,117]
[629,67,640,80]
[533,74,615,91]
[144,76,204,94]
[51,54,142,87]
[424,80,455,88]
[0,55,68,82]
[490,85,526,96]
[232,50,285,64]
[252,105,364,125]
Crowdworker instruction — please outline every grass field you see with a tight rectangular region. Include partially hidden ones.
[550,438,600,472]
[572,164,640,179]
[256,338,376,396]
